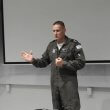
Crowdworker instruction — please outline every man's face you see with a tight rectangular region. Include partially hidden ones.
[52,24,66,42]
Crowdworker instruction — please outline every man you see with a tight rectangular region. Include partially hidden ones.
[21,21,85,110]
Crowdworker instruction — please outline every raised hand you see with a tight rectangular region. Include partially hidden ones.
[21,51,33,62]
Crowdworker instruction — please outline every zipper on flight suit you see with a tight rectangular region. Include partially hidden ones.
[56,44,65,73]
[56,46,60,74]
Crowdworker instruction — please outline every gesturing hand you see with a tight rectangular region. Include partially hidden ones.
[55,57,64,67]
[21,51,33,62]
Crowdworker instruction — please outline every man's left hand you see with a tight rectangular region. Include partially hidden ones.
[55,57,64,67]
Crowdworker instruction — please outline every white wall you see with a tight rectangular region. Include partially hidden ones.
[0,84,110,110]
[0,85,53,110]
[1,1,110,110]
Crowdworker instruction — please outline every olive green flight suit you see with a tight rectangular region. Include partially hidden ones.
[32,36,85,110]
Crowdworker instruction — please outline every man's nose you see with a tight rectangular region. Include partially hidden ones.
[54,32,57,35]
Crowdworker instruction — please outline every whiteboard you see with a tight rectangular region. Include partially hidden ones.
[3,0,110,63]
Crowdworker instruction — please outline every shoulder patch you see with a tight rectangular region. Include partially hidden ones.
[69,39,78,43]
[76,45,82,49]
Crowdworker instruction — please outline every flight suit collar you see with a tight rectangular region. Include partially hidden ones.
[54,36,69,47]
[63,36,69,45]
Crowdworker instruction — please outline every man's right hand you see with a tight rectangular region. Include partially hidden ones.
[21,51,33,62]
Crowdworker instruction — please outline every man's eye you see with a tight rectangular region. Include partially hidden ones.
[56,30,60,32]
[53,30,60,32]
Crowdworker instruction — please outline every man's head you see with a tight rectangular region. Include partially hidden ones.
[52,21,66,43]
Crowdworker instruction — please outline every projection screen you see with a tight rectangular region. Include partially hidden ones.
[2,0,110,63]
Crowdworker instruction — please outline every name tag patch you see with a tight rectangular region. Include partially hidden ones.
[62,48,67,52]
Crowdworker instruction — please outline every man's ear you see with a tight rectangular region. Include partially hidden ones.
[64,28,66,33]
